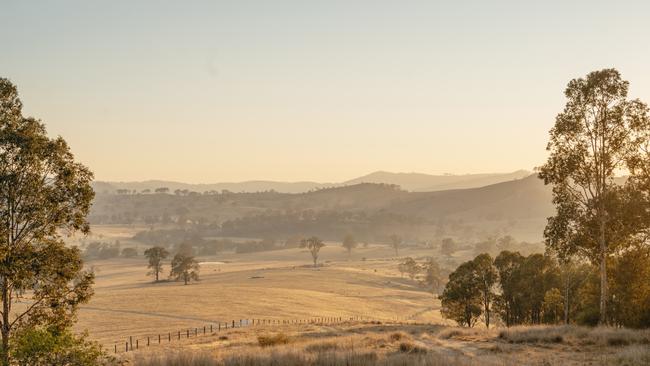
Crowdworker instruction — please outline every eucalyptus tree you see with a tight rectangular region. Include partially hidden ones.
[144,246,170,282]
[539,69,650,324]
[0,78,95,364]
[300,236,325,267]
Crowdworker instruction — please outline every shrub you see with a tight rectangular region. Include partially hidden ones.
[305,342,338,353]
[12,327,113,366]
[398,341,427,354]
[257,333,290,347]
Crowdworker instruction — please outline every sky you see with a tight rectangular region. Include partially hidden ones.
[2,1,650,183]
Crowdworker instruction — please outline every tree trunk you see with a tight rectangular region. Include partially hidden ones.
[313,256,317,268]
[1,279,10,366]
[564,272,570,325]
[155,268,159,282]
[599,219,608,325]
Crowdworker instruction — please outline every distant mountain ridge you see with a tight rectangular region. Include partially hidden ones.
[92,170,531,194]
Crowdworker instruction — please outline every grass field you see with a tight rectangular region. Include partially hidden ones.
[74,226,448,349]
[66,226,650,365]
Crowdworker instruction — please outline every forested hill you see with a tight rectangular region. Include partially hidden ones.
[92,170,531,194]
[90,174,553,242]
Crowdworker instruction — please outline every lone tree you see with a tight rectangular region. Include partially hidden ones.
[0,78,95,364]
[341,234,357,258]
[144,246,170,282]
[170,253,200,285]
[300,236,325,267]
[539,68,650,324]
[389,234,402,256]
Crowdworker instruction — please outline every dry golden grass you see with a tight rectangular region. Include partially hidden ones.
[126,322,650,365]
[72,226,650,365]
[497,325,650,346]
[73,226,448,349]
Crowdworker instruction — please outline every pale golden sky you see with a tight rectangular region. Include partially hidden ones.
[3,1,650,182]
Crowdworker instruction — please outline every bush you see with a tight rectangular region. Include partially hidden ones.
[398,341,427,354]
[257,333,290,347]
[305,342,338,353]
[12,327,113,366]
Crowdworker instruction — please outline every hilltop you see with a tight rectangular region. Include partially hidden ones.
[89,174,551,242]
[92,170,531,194]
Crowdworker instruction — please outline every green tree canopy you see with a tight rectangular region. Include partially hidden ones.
[0,78,95,365]
[539,68,650,324]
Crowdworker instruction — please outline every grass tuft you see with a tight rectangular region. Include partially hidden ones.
[257,333,290,347]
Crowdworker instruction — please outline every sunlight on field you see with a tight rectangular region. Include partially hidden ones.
[75,226,446,349]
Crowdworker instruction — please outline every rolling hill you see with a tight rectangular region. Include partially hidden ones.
[89,174,553,242]
[92,170,531,194]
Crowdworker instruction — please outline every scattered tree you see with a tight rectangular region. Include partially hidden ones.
[399,257,420,280]
[389,234,402,256]
[300,236,325,267]
[422,257,443,294]
[144,246,170,282]
[342,234,357,258]
[170,253,200,285]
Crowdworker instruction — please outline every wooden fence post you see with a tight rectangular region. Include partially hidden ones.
[147,336,150,346]
[114,344,117,354]
[125,342,128,352]
[129,336,132,351]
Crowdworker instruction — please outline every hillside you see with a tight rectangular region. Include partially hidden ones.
[92,170,531,194]
[89,175,552,242]
[345,170,531,191]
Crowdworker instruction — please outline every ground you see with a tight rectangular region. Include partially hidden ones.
[71,226,650,365]
[74,225,448,349]
[123,322,650,365]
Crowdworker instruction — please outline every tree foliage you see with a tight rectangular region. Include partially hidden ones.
[144,246,169,282]
[539,68,650,324]
[440,260,482,327]
[170,253,200,285]
[389,234,402,256]
[0,78,95,364]
[300,236,325,267]
[341,234,357,257]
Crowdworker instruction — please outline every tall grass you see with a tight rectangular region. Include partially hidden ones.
[497,325,650,346]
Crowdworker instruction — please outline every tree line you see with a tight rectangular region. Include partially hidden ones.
[441,69,650,328]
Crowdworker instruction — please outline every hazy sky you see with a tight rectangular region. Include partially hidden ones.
[2,1,650,182]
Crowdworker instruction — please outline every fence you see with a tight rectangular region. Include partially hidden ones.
[112,315,372,354]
